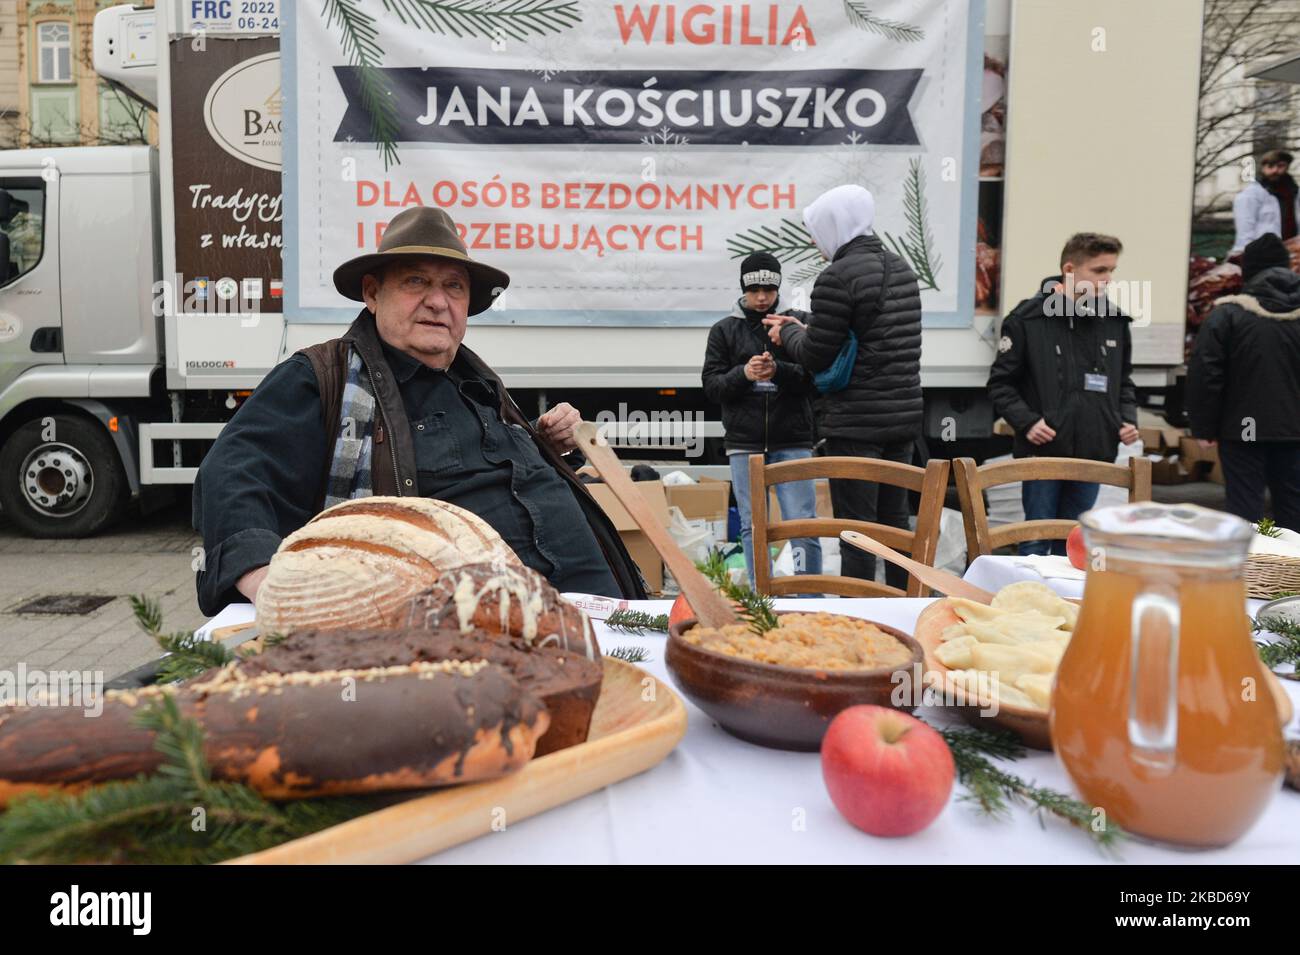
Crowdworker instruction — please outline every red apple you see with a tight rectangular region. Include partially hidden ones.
[1066,525,1087,571]
[820,705,955,837]
[669,593,694,631]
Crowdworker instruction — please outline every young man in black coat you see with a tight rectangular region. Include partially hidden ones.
[1188,232,1300,531]
[702,251,820,585]
[987,233,1141,555]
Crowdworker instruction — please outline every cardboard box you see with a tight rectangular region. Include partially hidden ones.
[1135,410,1185,454]
[584,480,670,594]
[665,481,730,521]
[1178,436,1219,480]
[1149,454,1190,485]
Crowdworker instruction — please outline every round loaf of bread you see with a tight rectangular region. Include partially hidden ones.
[256,496,521,634]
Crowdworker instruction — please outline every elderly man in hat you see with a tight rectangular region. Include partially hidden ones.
[192,207,645,614]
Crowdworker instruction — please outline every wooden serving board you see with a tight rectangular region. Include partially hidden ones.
[226,657,687,864]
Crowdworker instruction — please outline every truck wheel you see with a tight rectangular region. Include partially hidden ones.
[0,414,129,538]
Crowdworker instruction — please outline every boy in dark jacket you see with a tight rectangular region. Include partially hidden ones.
[1188,232,1300,531]
[702,251,820,585]
[987,233,1140,555]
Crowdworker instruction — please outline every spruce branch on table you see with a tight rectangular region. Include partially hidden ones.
[605,610,669,635]
[938,726,1126,852]
[130,595,235,684]
[605,646,652,664]
[1254,614,1300,677]
[697,551,777,636]
[1254,517,1283,539]
[0,696,377,865]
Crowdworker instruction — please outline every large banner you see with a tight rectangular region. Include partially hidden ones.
[284,1,983,326]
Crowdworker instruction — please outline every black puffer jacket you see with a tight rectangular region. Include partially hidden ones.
[702,299,815,452]
[1188,267,1300,442]
[987,277,1137,462]
[778,234,923,444]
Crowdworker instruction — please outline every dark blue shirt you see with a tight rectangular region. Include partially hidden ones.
[192,343,617,615]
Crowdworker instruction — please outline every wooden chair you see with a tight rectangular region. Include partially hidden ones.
[953,455,1152,562]
[748,454,951,598]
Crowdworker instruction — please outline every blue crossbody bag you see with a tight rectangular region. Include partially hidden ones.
[814,250,891,394]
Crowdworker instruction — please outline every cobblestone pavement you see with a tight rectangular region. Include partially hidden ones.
[0,498,205,683]
[0,480,1233,685]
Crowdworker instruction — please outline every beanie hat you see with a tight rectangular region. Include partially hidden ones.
[1242,232,1290,281]
[740,251,782,289]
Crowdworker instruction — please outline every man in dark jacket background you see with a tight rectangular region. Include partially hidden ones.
[1188,232,1300,531]
[987,232,1140,555]
[764,184,923,588]
[702,251,820,585]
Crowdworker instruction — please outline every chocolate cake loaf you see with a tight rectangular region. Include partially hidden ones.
[0,659,548,805]
[404,561,599,660]
[236,626,603,756]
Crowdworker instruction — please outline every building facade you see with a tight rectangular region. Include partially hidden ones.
[16,0,155,147]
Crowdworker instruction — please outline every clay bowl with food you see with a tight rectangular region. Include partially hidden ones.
[665,611,924,751]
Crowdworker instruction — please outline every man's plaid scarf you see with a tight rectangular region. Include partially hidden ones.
[323,347,376,508]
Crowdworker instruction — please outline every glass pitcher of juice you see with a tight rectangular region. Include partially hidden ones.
[1050,503,1285,848]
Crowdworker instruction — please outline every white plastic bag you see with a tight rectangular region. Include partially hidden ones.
[666,505,713,565]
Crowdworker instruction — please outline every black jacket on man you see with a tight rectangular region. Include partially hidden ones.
[702,299,815,452]
[777,234,923,445]
[1188,267,1300,442]
[988,276,1138,463]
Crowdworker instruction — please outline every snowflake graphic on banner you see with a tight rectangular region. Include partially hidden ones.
[608,252,660,296]
[523,35,570,82]
[639,125,691,176]
[818,132,887,195]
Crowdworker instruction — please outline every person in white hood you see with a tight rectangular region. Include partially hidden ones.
[764,184,924,587]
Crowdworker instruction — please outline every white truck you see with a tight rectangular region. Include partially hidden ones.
[0,0,1201,537]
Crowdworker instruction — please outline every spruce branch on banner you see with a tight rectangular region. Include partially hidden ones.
[726,218,823,267]
[842,1,925,43]
[882,157,942,291]
[381,0,582,42]
[787,259,828,287]
[322,0,401,169]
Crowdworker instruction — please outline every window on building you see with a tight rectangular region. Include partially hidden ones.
[36,21,72,85]
[0,179,46,286]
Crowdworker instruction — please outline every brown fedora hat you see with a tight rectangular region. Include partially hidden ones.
[332,206,509,315]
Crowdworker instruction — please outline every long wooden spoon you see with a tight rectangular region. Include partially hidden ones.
[575,422,739,629]
[840,530,997,604]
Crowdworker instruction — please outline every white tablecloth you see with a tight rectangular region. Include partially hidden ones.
[421,597,1299,865]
